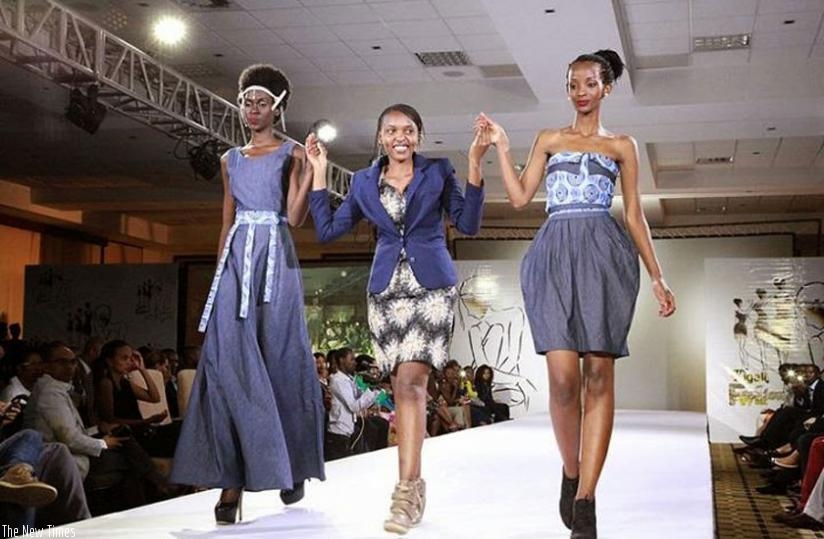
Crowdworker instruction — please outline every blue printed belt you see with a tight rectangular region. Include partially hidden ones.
[547,203,610,220]
[198,210,286,332]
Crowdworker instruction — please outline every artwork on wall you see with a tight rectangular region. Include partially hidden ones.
[24,264,178,349]
[452,262,540,417]
[706,257,824,442]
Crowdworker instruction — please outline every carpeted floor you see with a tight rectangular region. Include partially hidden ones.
[712,444,824,539]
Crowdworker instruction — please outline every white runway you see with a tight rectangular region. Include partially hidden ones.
[55,411,713,539]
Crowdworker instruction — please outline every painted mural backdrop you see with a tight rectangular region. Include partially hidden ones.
[706,257,824,442]
[24,264,178,349]
[452,261,542,418]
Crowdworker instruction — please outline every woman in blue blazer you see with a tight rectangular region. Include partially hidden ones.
[307,104,490,534]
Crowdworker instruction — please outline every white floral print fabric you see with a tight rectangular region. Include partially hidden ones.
[368,176,456,373]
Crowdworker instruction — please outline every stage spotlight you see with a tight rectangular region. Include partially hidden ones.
[310,119,338,144]
[188,140,220,181]
[65,85,107,134]
[153,15,187,46]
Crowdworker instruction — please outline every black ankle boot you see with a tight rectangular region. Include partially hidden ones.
[560,470,579,529]
[280,480,305,505]
[571,498,596,539]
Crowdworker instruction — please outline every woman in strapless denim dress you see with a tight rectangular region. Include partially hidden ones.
[477,49,676,539]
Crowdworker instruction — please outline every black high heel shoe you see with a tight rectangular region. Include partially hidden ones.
[280,480,305,505]
[214,490,243,525]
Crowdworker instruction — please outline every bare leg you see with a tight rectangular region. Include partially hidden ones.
[547,350,582,478]
[577,353,616,500]
[392,362,430,480]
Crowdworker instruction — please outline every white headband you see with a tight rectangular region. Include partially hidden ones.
[237,85,287,110]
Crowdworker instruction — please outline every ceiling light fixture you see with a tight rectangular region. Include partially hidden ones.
[695,156,733,165]
[693,33,750,52]
[153,15,187,46]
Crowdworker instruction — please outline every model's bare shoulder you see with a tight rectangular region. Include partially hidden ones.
[611,134,638,161]
[536,128,563,150]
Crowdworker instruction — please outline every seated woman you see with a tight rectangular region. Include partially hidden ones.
[462,367,492,426]
[95,340,180,458]
[475,365,510,423]
[439,361,471,430]
[426,368,459,435]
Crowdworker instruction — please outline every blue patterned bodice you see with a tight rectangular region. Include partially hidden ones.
[545,151,620,214]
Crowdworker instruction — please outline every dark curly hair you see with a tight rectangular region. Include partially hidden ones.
[238,63,291,111]
[568,49,625,86]
[475,364,493,387]
[100,339,130,362]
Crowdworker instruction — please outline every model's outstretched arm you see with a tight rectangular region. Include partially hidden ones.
[476,113,548,210]
[306,133,364,243]
[616,135,676,317]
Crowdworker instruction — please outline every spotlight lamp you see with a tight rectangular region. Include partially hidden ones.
[310,119,338,144]
[65,85,107,134]
[188,140,221,181]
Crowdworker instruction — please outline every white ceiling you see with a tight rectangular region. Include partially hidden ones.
[0,0,822,237]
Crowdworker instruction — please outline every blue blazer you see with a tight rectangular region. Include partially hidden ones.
[309,153,485,294]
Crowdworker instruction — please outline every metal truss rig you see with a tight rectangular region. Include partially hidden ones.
[0,0,352,195]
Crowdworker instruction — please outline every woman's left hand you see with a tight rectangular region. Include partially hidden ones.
[304,133,327,171]
[652,278,676,317]
[131,351,145,371]
[468,117,493,165]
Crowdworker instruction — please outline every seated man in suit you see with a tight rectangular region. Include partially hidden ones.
[741,364,824,450]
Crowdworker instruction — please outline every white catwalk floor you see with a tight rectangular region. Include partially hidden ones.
[56,411,712,539]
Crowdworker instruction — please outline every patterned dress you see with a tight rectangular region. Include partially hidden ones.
[368,176,457,374]
[521,151,640,358]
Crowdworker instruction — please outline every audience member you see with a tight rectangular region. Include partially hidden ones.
[180,346,200,371]
[24,341,166,509]
[326,347,380,461]
[0,349,43,402]
[145,351,179,419]
[475,365,510,423]
[72,337,102,428]
[440,360,470,429]
[95,340,178,457]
